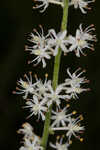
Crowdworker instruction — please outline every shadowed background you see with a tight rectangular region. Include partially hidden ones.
[0,0,100,150]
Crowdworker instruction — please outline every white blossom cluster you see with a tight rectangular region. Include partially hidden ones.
[33,0,95,13]
[25,24,96,68]
[14,68,88,148]
[14,0,96,149]
[14,68,89,120]
[17,123,43,150]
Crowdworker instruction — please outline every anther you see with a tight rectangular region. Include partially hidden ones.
[45,73,48,78]
[28,60,31,64]
[25,45,28,51]
[66,104,70,108]
[62,134,65,138]
[69,140,72,144]
[90,24,94,27]
[24,74,27,78]
[29,71,32,75]
[33,28,37,32]
[82,69,86,73]
[34,74,37,79]
[56,136,60,140]
[72,110,77,115]
[79,115,84,120]
[12,91,16,94]
[39,24,42,28]
[87,88,91,91]
[85,79,90,83]
[80,138,84,142]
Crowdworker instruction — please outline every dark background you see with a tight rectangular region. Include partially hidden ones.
[0,0,100,150]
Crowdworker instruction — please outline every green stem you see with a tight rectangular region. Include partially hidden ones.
[41,0,69,149]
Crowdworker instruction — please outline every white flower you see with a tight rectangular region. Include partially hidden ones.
[79,24,97,42]
[65,86,89,99]
[66,116,84,142]
[45,82,70,107]
[65,68,89,87]
[34,74,51,97]
[51,107,74,127]
[33,0,64,13]
[26,26,53,68]
[64,68,90,99]
[51,115,84,142]
[17,122,34,139]
[69,0,95,14]
[67,24,96,57]
[48,29,68,56]
[13,72,38,99]
[19,137,43,150]
[27,45,52,68]
[24,95,48,120]
[27,25,50,48]
[18,123,43,150]
[50,138,70,150]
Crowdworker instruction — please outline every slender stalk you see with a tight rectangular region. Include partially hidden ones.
[41,0,69,149]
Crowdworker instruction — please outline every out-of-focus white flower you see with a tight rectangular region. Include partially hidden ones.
[19,135,43,150]
[50,137,70,150]
[64,68,90,99]
[13,72,38,99]
[18,123,43,150]
[67,24,96,57]
[17,122,34,139]
[33,0,64,13]
[48,29,68,56]
[51,107,76,127]
[69,0,95,14]
[45,82,71,107]
[51,115,84,142]
[24,95,48,120]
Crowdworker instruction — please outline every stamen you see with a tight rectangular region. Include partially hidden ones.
[16,87,20,90]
